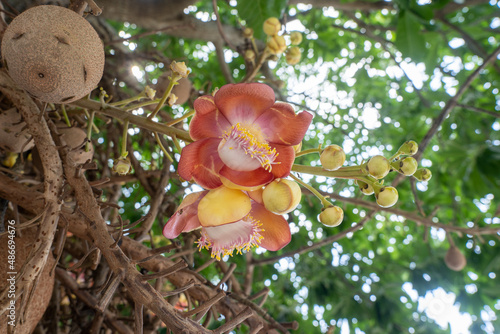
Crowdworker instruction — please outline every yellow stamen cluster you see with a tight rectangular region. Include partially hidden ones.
[224,123,279,171]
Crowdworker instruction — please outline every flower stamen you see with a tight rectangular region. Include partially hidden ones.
[195,214,264,261]
[218,123,279,172]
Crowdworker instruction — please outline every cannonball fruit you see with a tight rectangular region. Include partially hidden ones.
[445,246,467,271]
[2,5,105,103]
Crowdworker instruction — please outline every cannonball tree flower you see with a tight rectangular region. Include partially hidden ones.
[178,83,313,189]
[162,186,292,260]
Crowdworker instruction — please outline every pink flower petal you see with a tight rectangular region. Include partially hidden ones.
[214,83,276,125]
[178,138,224,189]
[251,202,291,251]
[219,164,274,189]
[270,144,295,178]
[162,192,207,238]
[254,102,313,145]
[190,96,231,140]
[193,95,217,115]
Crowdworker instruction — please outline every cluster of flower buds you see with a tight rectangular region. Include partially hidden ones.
[354,140,431,208]
[315,141,432,211]
[261,17,303,66]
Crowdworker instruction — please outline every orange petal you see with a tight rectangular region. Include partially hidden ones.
[270,144,295,178]
[219,164,274,189]
[178,138,224,189]
[190,99,231,140]
[214,83,275,125]
[251,203,291,251]
[255,103,313,145]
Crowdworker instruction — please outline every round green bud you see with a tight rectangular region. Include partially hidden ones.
[320,145,345,171]
[290,31,303,45]
[263,17,281,36]
[445,246,467,271]
[285,46,302,65]
[262,179,302,214]
[391,157,418,176]
[398,140,418,156]
[267,35,287,54]
[355,179,374,195]
[243,27,254,38]
[319,205,344,227]
[413,168,432,182]
[375,186,398,208]
[244,49,256,62]
[366,155,390,179]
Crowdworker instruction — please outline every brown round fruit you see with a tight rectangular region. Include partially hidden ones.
[2,5,105,103]
[0,107,34,153]
[444,246,467,271]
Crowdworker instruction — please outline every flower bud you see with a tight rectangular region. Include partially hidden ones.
[320,145,345,171]
[285,46,301,65]
[290,31,303,45]
[398,140,418,156]
[267,35,287,55]
[366,155,390,179]
[170,61,190,78]
[355,179,374,195]
[144,85,156,100]
[243,27,254,38]
[445,246,467,271]
[263,17,281,36]
[167,93,178,106]
[244,50,256,62]
[262,179,301,214]
[113,156,132,176]
[391,157,418,176]
[413,168,432,181]
[375,186,398,208]
[319,205,343,227]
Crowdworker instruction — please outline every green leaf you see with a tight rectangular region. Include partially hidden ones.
[236,0,287,40]
[395,10,427,62]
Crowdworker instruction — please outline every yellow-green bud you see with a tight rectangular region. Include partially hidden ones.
[243,27,254,38]
[319,205,344,227]
[285,46,302,65]
[375,186,398,208]
[366,155,390,179]
[263,17,281,36]
[144,85,156,100]
[113,156,132,176]
[413,168,432,181]
[391,157,418,176]
[398,140,418,156]
[290,31,303,45]
[320,145,345,171]
[170,61,190,78]
[244,49,256,62]
[167,93,178,106]
[262,179,301,214]
[267,35,287,55]
[444,246,467,271]
[356,179,374,195]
